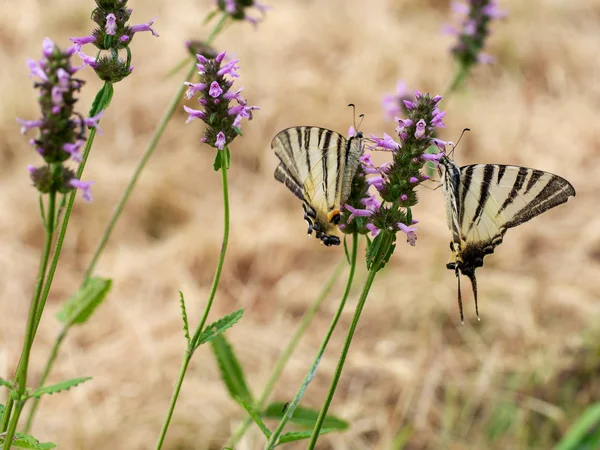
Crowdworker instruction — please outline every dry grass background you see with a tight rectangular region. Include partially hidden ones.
[0,0,599,448]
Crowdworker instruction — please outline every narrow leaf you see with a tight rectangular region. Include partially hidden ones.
[10,433,55,449]
[203,9,219,24]
[30,377,92,399]
[195,309,244,349]
[236,396,271,439]
[56,278,112,326]
[178,292,191,344]
[0,376,14,390]
[213,151,222,171]
[556,403,600,450]
[0,404,4,423]
[263,403,349,431]
[89,84,105,117]
[210,335,252,404]
[278,428,337,445]
[343,235,351,265]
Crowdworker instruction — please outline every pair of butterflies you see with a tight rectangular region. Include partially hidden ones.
[272,126,576,321]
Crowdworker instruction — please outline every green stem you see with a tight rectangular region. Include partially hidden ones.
[443,65,470,101]
[2,191,56,448]
[32,126,98,338]
[154,351,192,450]
[191,152,230,348]
[226,258,346,447]
[306,261,381,449]
[264,233,359,449]
[155,151,230,450]
[23,328,66,433]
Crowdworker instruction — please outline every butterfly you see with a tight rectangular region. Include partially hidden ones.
[439,156,576,322]
[272,126,364,246]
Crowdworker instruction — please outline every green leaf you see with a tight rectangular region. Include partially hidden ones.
[0,404,4,423]
[263,403,349,431]
[213,150,222,171]
[210,335,253,404]
[232,126,243,136]
[194,309,244,349]
[7,433,56,449]
[178,291,191,345]
[556,403,600,450]
[343,235,351,265]
[0,376,14,390]
[30,377,92,399]
[88,83,113,118]
[236,396,271,439]
[277,428,337,445]
[366,231,396,272]
[56,277,112,326]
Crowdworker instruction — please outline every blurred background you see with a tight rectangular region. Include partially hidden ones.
[0,0,599,448]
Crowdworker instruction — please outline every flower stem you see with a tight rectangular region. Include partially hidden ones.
[82,63,196,283]
[306,259,382,449]
[226,258,346,447]
[264,233,359,450]
[155,150,230,449]
[444,65,470,101]
[23,328,66,433]
[2,190,56,449]
[154,350,192,450]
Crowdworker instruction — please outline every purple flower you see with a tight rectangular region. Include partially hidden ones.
[215,131,227,150]
[69,35,96,52]
[366,223,381,237]
[421,152,445,162]
[184,82,207,99]
[17,118,44,135]
[130,16,159,37]
[42,38,54,57]
[77,52,99,69]
[371,133,400,151]
[183,105,207,123]
[106,13,117,35]
[209,81,223,98]
[414,119,426,139]
[69,179,94,202]
[26,59,48,81]
[216,0,270,26]
[345,204,374,222]
[382,81,413,120]
[63,141,84,162]
[397,222,417,246]
[409,177,419,184]
[83,110,105,134]
[431,138,450,151]
[403,100,416,110]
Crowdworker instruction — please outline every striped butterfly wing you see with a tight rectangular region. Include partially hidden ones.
[272,126,363,246]
[443,160,575,321]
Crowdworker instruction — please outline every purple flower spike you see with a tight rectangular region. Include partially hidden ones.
[130,16,159,37]
[106,13,117,35]
[183,51,258,151]
[397,222,417,246]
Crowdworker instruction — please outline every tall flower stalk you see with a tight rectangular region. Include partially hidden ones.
[301,93,448,448]
[1,38,102,448]
[444,0,506,94]
[23,9,239,436]
[155,50,258,450]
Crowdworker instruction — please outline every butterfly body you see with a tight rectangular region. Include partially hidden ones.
[439,156,576,321]
[272,126,364,246]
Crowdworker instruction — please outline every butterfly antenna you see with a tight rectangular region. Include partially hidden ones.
[467,272,480,321]
[447,127,471,160]
[456,268,464,325]
[357,113,365,131]
[348,103,357,130]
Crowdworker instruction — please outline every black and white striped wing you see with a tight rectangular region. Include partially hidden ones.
[272,126,360,216]
[458,164,576,254]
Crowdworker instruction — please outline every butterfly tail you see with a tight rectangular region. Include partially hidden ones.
[466,271,480,321]
[455,267,464,324]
